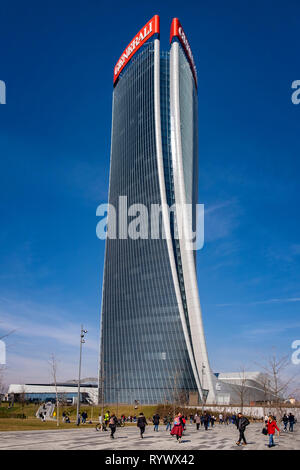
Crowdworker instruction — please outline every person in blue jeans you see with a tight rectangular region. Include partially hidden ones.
[267,416,280,448]
[288,413,295,432]
[153,413,160,431]
[203,411,210,430]
[282,414,288,432]
[165,414,172,431]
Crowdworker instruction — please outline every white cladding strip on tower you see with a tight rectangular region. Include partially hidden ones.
[153,38,204,402]
[169,41,216,403]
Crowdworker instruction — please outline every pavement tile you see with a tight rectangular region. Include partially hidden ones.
[0,423,298,450]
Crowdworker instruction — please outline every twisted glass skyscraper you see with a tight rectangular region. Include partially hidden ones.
[99,16,216,405]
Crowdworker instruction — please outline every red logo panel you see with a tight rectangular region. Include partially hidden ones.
[114,15,160,85]
[170,18,197,88]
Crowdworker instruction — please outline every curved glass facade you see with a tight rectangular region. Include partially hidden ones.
[99,21,215,405]
[100,42,198,404]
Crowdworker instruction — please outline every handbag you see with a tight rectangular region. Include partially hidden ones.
[262,427,268,435]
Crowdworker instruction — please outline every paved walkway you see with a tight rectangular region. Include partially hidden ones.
[0,423,298,450]
[0,423,300,451]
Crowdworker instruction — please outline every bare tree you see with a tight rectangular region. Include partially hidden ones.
[172,368,183,417]
[177,389,189,406]
[293,387,300,403]
[260,354,294,403]
[257,373,272,417]
[282,378,300,404]
[292,382,300,402]
[49,354,60,427]
[0,329,17,342]
[227,367,249,412]
[161,390,169,415]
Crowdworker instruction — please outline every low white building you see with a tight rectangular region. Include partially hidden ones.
[7,372,281,406]
[214,371,280,405]
[7,379,98,405]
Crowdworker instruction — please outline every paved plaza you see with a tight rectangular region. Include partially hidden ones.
[0,422,298,450]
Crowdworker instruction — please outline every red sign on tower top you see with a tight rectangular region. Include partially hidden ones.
[114,15,160,85]
[170,18,198,88]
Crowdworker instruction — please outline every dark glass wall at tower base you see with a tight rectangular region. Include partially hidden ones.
[100,43,198,404]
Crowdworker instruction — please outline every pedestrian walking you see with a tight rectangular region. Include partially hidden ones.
[152,413,160,432]
[81,411,87,423]
[195,414,201,430]
[282,413,288,432]
[109,413,118,439]
[203,411,210,430]
[236,412,250,446]
[288,413,295,432]
[170,413,184,443]
[165,414,172,431]
[266,415,280,448]
[137,412,147,438]
[99,414,106,431]
[104,410,110,429]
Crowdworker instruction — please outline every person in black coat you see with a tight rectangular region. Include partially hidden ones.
[236,412,250,446]
[288,413,295,432]
[282,413,289,432]
[137,412,148,438]
[203,412,210,431]
[109,414,118,439]
[152,413,160,432]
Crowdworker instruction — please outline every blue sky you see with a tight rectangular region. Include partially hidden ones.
[0,0,299,386]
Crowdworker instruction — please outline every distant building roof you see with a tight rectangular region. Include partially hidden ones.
[64,377,98,385]
[216,371,264,381]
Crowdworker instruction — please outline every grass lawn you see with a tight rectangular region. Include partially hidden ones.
[0,418,94,431]
[0,403,159,431]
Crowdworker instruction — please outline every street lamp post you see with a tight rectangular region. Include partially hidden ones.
[76,325,87,426]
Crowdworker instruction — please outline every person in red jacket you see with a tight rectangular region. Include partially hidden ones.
[267,415,280,448]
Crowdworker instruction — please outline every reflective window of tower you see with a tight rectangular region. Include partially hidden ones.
[99,18,216,405]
